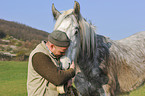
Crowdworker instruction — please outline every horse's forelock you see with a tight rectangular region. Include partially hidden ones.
[54,9,74,30]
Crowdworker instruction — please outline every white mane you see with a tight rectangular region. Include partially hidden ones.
[77,15,97,59]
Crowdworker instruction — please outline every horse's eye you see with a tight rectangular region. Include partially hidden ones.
[75,27,79,30]
[75,27,79,35]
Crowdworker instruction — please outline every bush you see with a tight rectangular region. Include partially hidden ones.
[0,46,5,51]
[0,30,6,38]
[16,42,22,47]
[6,46,13,51]
[16,50,25,57]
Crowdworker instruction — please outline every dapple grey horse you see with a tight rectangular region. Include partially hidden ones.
[52,1,145,96]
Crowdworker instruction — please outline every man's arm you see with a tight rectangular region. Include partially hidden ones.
[32,52,75,86]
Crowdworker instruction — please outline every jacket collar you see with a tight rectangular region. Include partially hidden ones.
[42,41,57,59]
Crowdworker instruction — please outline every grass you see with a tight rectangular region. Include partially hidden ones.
[0,61,28,96]
[0,61,144,96]
[129,85,145,96]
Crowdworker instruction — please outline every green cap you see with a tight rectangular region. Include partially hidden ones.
[48,30,70,47]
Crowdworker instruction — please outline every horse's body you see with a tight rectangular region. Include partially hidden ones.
[52,1,145,96]
[102,31,145,95]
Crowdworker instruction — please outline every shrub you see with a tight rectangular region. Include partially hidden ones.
[0,46,5,51]
[0,30,6,38]
[6,46,13,52]
[16,42,22,47]
[16,50,25,57]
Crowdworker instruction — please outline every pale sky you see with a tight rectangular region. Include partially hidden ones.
[0,0,145,40]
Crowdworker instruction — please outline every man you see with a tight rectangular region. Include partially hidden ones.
[27,30,75,96]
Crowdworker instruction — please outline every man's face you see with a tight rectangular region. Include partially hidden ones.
[53,46,68,58]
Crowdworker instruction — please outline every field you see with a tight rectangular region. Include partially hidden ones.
[0,61,28,96]
[0,61,144,96]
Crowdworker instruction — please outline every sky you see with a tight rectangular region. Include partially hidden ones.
[0,0,145,40]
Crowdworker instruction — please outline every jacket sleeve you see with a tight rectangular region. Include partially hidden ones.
[32,52,75,86]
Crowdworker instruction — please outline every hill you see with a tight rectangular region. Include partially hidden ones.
[0,19,48,41]
[0,19,49,61]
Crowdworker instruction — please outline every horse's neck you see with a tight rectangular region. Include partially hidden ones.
[77,34,110,67]
[96,34,110,62]
[76,34,110,87]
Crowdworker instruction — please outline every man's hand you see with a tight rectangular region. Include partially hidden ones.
[67,79,72,88]
[70,61,75,69]
[69,61,75,84]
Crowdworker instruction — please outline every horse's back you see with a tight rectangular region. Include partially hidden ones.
[118,31,145,47]
[117,31,145,55]
[107,31,145,93]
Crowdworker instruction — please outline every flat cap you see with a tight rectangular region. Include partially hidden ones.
[48,30,70,47]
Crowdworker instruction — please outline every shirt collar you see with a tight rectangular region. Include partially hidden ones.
[45,43,57,59]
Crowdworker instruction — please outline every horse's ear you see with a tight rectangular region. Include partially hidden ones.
[52,3,61,20]
[73,1,80,16]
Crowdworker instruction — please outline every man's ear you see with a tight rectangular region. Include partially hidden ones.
[50,44,56,51]
[47,41,56,52]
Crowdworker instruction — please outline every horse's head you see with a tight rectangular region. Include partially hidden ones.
[52,1,81,69]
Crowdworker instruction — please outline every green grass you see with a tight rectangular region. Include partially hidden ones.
[0,61,144,96]
[0,61,28,96]
[129,85,145,96]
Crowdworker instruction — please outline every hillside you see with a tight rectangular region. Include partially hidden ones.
[0,19,48,41]
[0,19,49,61]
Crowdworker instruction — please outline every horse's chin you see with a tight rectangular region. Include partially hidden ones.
[60,56,72,70]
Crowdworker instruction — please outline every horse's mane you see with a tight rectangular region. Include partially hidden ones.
[76,13,145,92]
[77,15,97,60]
[77,14,110,65]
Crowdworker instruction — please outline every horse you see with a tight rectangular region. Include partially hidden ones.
[52,1,145,96]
